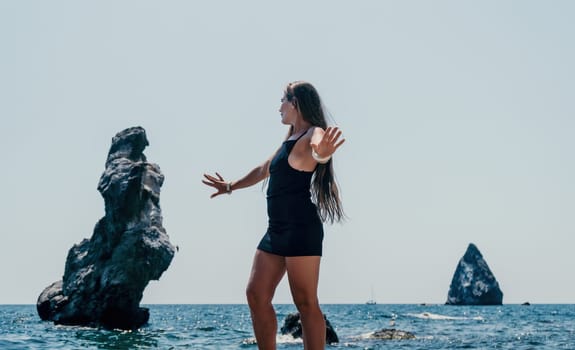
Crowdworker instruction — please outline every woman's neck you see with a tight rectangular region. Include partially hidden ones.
[292,126,312,138]
[292,122,312,136]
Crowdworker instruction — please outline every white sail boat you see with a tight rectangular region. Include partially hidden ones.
[366,285,377,305]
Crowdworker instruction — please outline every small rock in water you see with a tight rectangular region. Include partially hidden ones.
[280,312,339,344]
[368,328,416,340]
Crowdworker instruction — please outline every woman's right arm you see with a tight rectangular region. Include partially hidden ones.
[202,153,276,199]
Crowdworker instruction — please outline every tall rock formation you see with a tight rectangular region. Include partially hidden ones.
[37,127,175,330]
[446,243,503,305]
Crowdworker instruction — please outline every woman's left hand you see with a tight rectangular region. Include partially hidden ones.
[311,126,345,160]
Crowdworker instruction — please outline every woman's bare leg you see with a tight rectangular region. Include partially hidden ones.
[286,256,325,350]
[246,250,286,350]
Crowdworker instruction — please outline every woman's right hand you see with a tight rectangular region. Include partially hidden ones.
[202,172,231,198]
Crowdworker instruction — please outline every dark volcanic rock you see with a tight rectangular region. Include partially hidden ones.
[446,243,503,305]
[37,127,175,330]
[280,312,339,344]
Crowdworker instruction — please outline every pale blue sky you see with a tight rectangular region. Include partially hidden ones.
[1,1,573,305]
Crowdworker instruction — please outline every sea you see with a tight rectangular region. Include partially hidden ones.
[1,304,573,349]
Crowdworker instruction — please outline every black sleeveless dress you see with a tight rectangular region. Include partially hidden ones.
[257,133,324,256]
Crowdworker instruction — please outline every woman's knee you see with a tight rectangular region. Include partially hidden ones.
[292,295,320,314]
[246,283,273,308]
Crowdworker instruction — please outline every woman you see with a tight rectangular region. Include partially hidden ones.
[202,81,345,349]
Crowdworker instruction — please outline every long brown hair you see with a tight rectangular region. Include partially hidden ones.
[286,81,345,223]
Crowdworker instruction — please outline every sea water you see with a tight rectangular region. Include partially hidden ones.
[1,304,573,349]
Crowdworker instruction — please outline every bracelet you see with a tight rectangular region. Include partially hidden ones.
[312,150,331,164]
[226,182,232,194]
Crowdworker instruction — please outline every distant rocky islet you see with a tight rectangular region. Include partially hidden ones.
[446,243,503,305]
